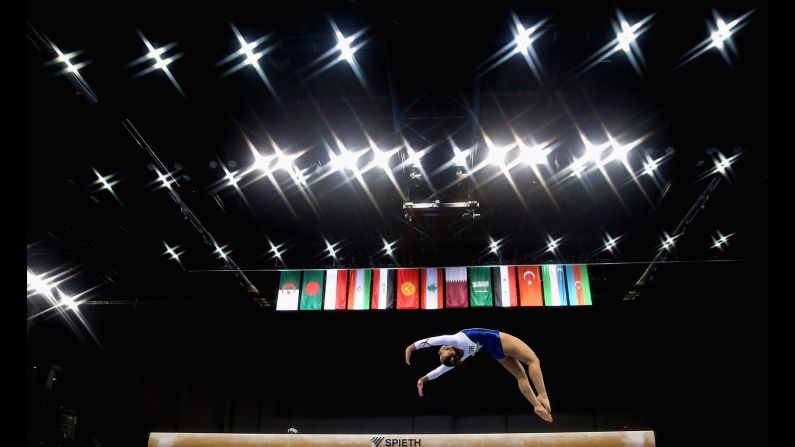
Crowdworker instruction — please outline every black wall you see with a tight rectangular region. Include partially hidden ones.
[26,262,767,447]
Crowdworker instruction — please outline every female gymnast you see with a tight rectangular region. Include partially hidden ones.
[405,328,553,422]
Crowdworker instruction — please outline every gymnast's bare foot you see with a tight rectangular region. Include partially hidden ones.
[537,394,552,415]
[534,405,553,422]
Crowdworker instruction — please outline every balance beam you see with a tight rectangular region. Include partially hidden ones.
[148,431,655,447]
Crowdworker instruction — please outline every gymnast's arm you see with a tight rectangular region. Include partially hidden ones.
[417,364,454,397]
[405,334,458,365]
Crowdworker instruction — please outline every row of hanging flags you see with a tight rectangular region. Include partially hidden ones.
[276,265,592,311]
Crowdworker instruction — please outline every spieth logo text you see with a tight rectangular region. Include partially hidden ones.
[370,436,422,447]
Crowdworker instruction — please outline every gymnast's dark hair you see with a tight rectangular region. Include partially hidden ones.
[443,354,464,368]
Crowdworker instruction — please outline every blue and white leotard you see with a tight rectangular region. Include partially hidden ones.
[413,328,505,380]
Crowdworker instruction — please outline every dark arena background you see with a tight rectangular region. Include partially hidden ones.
[26,1,767,446]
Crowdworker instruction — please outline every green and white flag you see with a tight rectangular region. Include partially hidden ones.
[276,271,301,311]
[468,267,493,307]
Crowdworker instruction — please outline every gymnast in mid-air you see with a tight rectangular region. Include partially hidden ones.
[405,328,553,422]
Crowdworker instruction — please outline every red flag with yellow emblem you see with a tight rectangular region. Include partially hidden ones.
[396,269,420,309]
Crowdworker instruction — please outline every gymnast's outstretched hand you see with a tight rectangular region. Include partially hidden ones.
[405,344,415,365]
